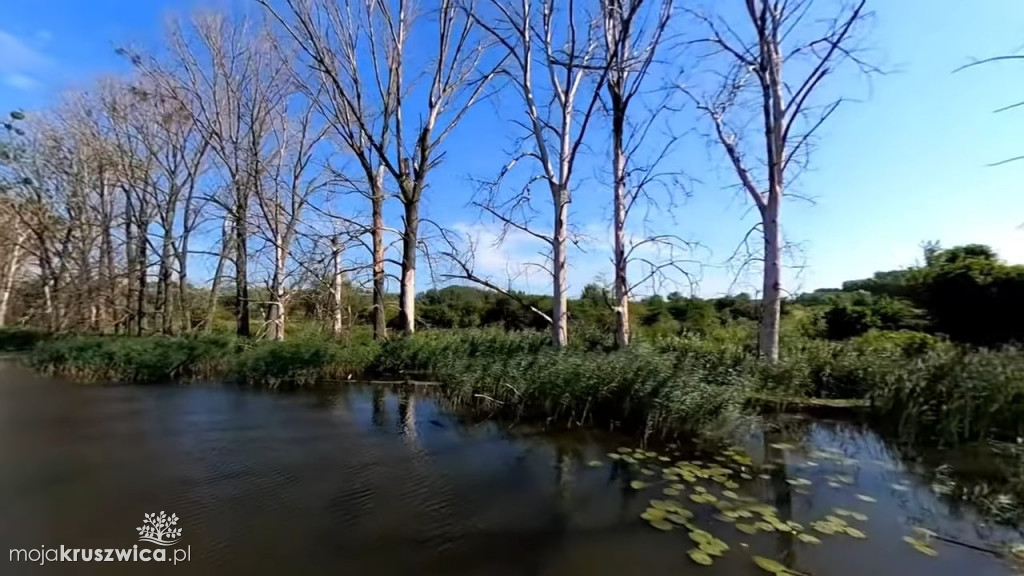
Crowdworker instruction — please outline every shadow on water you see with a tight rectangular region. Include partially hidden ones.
[0,360,1023,575]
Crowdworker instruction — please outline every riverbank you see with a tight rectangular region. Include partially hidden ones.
[7,327,1023,446]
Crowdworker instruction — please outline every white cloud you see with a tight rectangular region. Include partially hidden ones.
[0,29,52,91]
[445,219,708,297]
[4,73,40,90]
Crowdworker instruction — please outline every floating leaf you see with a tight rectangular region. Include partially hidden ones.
[797,533,822,544]
[607,453,622,460]
[649,499,672,510]
[688,529,714,544]
[724,481,740,489]
[844,527,867,539]
[670,483,686,490]
[587,460,602,467]
[629,480,648,490]
[855,494,877,503]
[740,473,753,480]
[658,455,671,462]
[663,488,681,496]
[850,512,868,522]
[641,468,655,476]
[713,514,737,523]
[825,515,848,526]
[769,443,796,451]
[648,519,673,531]
[811,521,839,535]
[833,508,854,517]
[828,482,842,488]
[668,513,692,525]
[786,478,812,487]
[617,447,632,453]
[722,490,740,499]
[688,549,714,566]
[890,483,910,491]
[736,523,758,535]
[754,521,776,532]
[752,556,790,574]
[760,474,772,480]
[786,520,804,531]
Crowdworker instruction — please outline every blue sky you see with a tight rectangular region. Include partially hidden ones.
[2,1,1023,299]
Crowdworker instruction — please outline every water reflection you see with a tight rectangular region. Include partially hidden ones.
[0,361,1021,576]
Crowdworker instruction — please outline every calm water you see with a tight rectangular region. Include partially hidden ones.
[0,360,1021,576]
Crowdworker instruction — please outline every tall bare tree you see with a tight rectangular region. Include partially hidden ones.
[134,12,293,338]
[260,0,497,337]
[682,0,870,361]
[600,0,671,347]
[471,0,608,347]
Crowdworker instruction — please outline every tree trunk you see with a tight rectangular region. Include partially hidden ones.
[135,215,149,336]
[551,190,570,347]
[331,236,344,337]
[203,216,232,333]
[158,229,175,335]
[0,228,25,328]
[177,234,191,332]
[399,197,418,336]
[759,198,782,362]
[268,230,286,341]
[371,166,387,341]
[125,193,138,335]
[611,109,630,349]
[234,191,251,338]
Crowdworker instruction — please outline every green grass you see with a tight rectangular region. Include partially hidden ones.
[15,327,1024,444]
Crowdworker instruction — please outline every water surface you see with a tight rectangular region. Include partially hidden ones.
[0,361,1019,575]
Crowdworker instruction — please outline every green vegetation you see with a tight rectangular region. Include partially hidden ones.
[6,242,1024,446]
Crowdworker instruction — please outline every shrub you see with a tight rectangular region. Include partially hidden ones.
[870,347,1024,445]
[0,327,48,352]
[233,337,379,389]
[29,334,236,383]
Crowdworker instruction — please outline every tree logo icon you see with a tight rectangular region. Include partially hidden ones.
[136,512,183,546]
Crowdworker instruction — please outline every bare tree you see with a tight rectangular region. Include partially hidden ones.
[681,0,870,361]
[471,0,608,347]
[133,12,293,338]
[255,88,330,340]
[260,0,497,337]
[600,0,672,347]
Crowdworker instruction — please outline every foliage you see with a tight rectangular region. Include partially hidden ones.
[29,334,236,383]
[870,347,1024,445]
[0,327,48,352]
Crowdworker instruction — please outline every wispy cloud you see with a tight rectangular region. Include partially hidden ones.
[0,29,52,91]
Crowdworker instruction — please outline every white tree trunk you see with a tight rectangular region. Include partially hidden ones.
[0,229,26,328]
[331,237,343,337]
[551,191,570,347]
[611,129,630,348]
[759,199,782,362]
[269,232,286,341]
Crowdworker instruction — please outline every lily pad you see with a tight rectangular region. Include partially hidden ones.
[688,549,714,566]
[641,468,655,476]
[648,519,673,531]
[855,494,877,503]
[844,527,867,539]
[668,512,693,524]
[663,488,681,496]
[769,443,796,451]
[752,555,791,574]
[587,460,602,467]
[850,512,868,522]
[629,480,648,490]
[617,447,632,453]
[607,453,622,460]
[736,523,758,534]
[797,533,822,544]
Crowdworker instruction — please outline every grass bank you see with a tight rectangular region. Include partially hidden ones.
[8,327,1021,444]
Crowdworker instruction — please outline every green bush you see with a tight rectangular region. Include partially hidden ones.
[870,347,1024,445]
[0,327,49,352]
[233,337,380,389]
[29,334,236,383]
